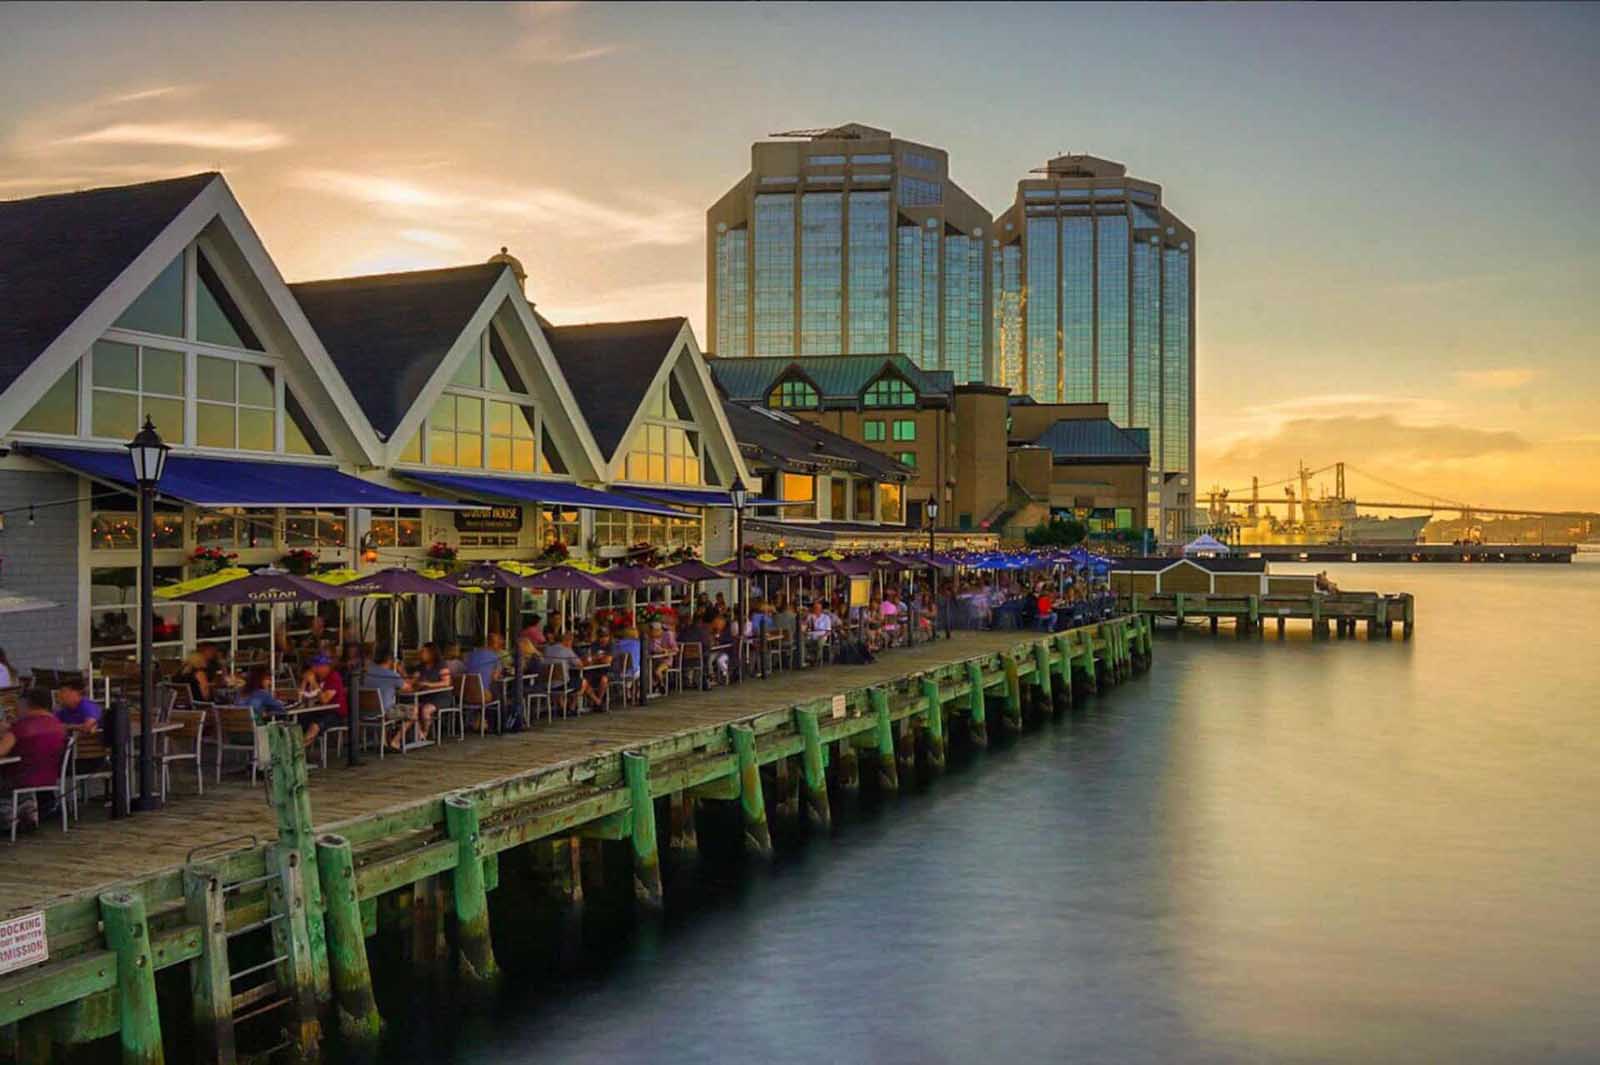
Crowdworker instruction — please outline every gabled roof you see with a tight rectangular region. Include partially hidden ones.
[0,172,217,395]
[1031,419,1150,463]
[709,354,953,407]
[291,263,506,438]
[722,401,910,481]
[541,316,687,459]
[1112,557,1267,573]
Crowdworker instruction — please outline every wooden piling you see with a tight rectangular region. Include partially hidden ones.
[1000,654,1023,733]
[444,794,502,978]
[99,891,163,1065]
[182,863,235,1065]
[618,753,664,911]
[264,723,331,1005]
[730,725,773,859]
[667,792,699,856]
[1031,641,1054,714]
[868,687,899,792]
[268,843,324,1057]
[964,660,988,747]
[795,708,833,828]
[918,677,946,773]
[833,737,860,794]
[314,834,382,1048]
[1076,632,1098,693]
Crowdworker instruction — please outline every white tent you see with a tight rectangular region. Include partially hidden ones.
[1182,534,1230,556]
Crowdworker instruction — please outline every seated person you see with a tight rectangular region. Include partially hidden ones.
[53,679,103,734]
[298,656,347,751]
[706,614,732,684]
[364,645,434,749]
[581,632,613,709]
[461,635,505,725]
[0,688,69,831]
[540,631,590,713]
[613,627,643,692]
[646,621,676,693]
[178,649,214,703]
[238,666,286,721]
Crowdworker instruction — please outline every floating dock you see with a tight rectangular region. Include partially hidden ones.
[0,616,1151,1065]
[1239,543,1574,564]
[1127,591,1414,638]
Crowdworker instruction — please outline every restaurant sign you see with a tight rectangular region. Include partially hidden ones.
[0,912,47,976]
[454,506,523,534]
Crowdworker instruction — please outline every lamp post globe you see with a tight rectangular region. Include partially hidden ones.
[125,418,169,814]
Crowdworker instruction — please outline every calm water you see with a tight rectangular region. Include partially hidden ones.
[375,560,1600,1065]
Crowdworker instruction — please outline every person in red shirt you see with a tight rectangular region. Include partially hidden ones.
[1036,587,1055,631]
[300,656,347,751]
[0,688,69,831]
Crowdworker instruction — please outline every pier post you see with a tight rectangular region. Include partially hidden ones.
[1076,632,1098,693]
[868,687,900,792]
[99,891,164,1065]
[1310,595,1325,638]
[795,708,834,828]
[1209,616,1218,635]
[1248,595,1259,634]
[444,794,503,977]
[962,661,989,747]
[620,753,664,911]
[264,723,331,1005]
[918,677,947,773]
[1051,635,1075,710]
[1000,655,1023,733]
[1403,594,1414,639]
[668,792,699,856]
[832,738,860,795]
[1032,641,1054,716]
[314,834,382,1048]
[1175,593,1185,624]
[182,863,235,1065]
[730,725,773,859]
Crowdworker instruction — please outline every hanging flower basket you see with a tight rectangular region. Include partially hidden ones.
[188,546,238,577]
[538,540,570,563]
[281,548,319,576]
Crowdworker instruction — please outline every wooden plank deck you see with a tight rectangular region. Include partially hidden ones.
[0,631,1027,919]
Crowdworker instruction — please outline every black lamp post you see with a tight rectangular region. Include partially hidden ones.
[730,478,751,680]
[126,417,169,813]
[925,494,945,640]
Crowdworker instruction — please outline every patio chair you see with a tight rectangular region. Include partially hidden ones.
[459,673,501,737]
[612,651,640,708]
[536,661,572,723]
[8,735,74,842]
[70,731,113,820]
[355,689,397,758]
[679,643,705,692]
[211,706,266,783]
[648,649,678,699]
[159,709,207,797]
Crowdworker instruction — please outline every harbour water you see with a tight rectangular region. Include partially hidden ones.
[373,560,1600,1064]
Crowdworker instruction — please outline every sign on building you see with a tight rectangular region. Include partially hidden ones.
[453,506,523,534]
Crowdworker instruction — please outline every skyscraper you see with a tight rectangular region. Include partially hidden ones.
[705,124,990,383]
[992,154,1195,537]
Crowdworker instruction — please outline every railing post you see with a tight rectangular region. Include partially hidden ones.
[918,677,946,773]
[99,891,164,1065]
[620,754,664,911]
[730,725,772,859]
[265,723,330,1005]
[314,834,382,1047]
[182,863,235,1065]
[445,794,502,978]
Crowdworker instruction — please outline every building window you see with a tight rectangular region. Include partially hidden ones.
[898,451,917,467]
[90,565,183,662]
[770,379,819,410]
[283,510,348,549]
[862,375,915,408]
[863,419,886,442]
[900,177,941,206]
[854,479,876,521]
[90,487,183,551]
[800,192,843,354]
[369,508,422,548]
[541,508,581,549]
[846,190,891,354]
[91,339,186,443]
[878,482,904,524]
[891,418,916,441]
[715,226,749,357]
[780,472,816,520]
[195,508,276,550]
[486,400,537,472]
[624,424,704,485]
[196,355,276,451]
[753,195,795,355]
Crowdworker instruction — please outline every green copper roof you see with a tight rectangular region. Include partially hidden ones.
[709,354,954,406]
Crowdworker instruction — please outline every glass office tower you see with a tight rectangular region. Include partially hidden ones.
[992,154,1196,538]
[707,124,991,383]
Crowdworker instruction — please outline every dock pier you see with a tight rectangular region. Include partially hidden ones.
[1128,591,1415,639]
[0,616,1151,1065]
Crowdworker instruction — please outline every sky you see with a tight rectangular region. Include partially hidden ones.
[1,1,1596,510]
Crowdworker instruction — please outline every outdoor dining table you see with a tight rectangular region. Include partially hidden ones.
[396,684,451,748]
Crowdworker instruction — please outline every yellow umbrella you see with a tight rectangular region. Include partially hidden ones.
[154,567,252,600]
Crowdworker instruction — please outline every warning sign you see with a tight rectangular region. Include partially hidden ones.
[831,694,847,720]
[0,911,47,975]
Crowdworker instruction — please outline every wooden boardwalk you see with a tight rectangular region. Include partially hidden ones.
[0,631,1028,919]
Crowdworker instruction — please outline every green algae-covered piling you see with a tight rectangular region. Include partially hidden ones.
[99,891,163,1065]
[444,795,500,981]
[795,707,834,829]
[315,834,381,1048]
[731,724,773,859]
[621,754,664,911]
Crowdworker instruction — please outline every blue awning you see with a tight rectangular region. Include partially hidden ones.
[401,471,684,518]
[27,446,458,508]
[629,486,784,509]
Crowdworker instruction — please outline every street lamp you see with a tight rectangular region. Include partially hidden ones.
[730,478,751,678]
[925,494,945,640]
[126,417,169,814]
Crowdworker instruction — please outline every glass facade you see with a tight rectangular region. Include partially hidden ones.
[1025,216,1058,400]
[896,226,925,367]
[921,226,939,370]
[943,234,982,384]
[1062,217,1094,403]
[715,226,748,357]
[1131,239,1161,431]
[900,177,941,206]
[799,192,842,354]
[1162,246,1192,475]
[753,195,794,354]
[994,243,1023,390]
[1096,214,1130,422]
[846,191,891,353]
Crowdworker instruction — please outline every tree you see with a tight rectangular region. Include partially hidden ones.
[1024,517,1086,547]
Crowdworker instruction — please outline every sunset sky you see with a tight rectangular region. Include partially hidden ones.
[2,2,1595,509]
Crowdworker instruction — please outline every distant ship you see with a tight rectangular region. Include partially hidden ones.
[1208,463,1429,546]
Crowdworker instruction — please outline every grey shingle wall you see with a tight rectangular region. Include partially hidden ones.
[0,470,81,672]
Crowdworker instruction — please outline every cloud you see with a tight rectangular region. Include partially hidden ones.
[53,121,289,152]
[533,279,703,325]
[399,228,467,251]
[1455,368,1538,390]
[515,0,622,64]
[290,168,698,247]
[1211,414,1528,481]
[107,85,192,105]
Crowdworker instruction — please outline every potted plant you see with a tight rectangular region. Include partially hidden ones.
[281,548,319,575]
[188,545,238,577]
[538,539,570,564]
[426,540,459,572]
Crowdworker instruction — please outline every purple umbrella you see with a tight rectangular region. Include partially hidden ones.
[603,565,688,590]
[170,570,348,605]
[525,566,626,593]
[443,563,537,592]
[337,568,463,598]
[662,560,727,583]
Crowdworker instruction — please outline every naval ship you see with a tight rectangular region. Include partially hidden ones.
[1207,463,1430,546]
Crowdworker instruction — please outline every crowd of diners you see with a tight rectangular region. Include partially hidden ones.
[1,553,1116,837]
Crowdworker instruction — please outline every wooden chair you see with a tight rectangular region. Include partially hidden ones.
[159,709,207,797]
[458,673,501,737]
[8,735,74,842]
[212,706,266,783]
[70,732,114,820]
[678,642,705,692]
[612,651,640,707]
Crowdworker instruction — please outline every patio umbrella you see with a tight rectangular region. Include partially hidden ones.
[600,565,687,634]
[160,568,350,684]
[443,564,538,647]
[662,559,725,582]
[316,568,464,658]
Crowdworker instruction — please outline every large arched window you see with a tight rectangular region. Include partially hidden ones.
[769,378,819,410]
[862,374,916,408]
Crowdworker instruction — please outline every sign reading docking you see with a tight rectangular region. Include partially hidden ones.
[0,912,47,976]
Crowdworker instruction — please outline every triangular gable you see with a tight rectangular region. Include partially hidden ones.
[0,173,383,464]
[294,265,606,480]
[766,363,824,407]
[600,322,754,489]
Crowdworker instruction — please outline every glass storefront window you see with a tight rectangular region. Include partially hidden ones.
[878,482,904,524]
[283,510,347,548]
[90,565,184,660]
[854,479,875,521]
